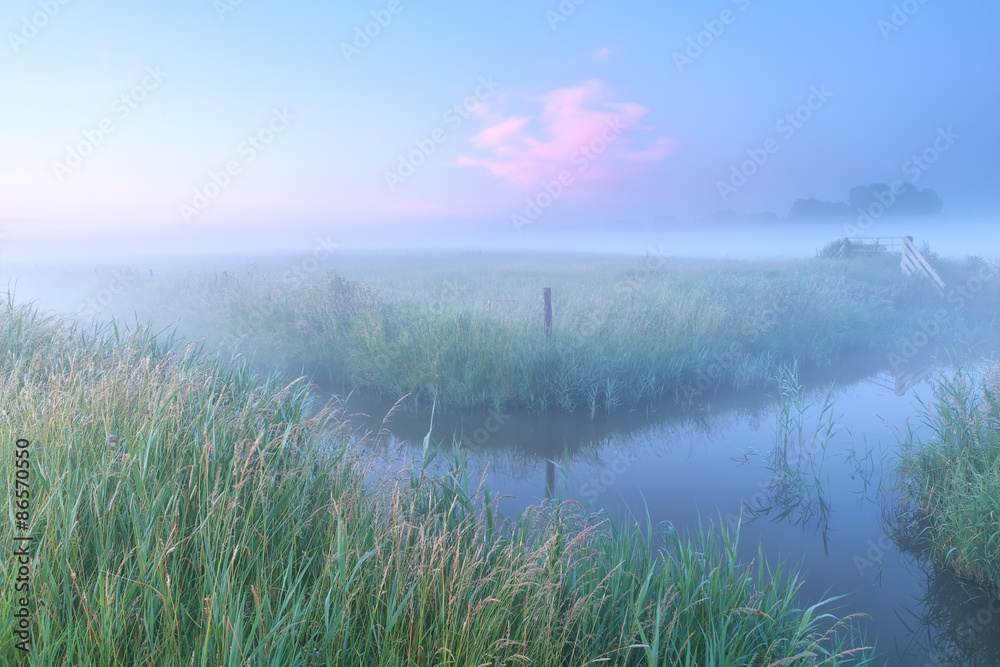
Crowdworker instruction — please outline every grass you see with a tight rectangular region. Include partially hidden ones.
[98,250,1000,414]
[0,295,873,665]
[894,362,1000,592]
[743,366,842,552]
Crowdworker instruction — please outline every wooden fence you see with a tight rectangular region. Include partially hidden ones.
[900,236,946,291]
[838,235,945,292]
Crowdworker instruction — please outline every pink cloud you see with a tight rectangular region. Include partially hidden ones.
[472,116,530,148]
[456,79,675,189]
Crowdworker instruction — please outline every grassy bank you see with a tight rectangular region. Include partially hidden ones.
[0,297,873,665]
[895,363,1000,592]
[108,251,1000,414]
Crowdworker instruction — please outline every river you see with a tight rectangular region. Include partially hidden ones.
[330,355,1000,665]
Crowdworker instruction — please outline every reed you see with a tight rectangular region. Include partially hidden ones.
[102,252,1000,414]
[895,362,1000,592]
[744,365,842,550]
[0,296,873,665]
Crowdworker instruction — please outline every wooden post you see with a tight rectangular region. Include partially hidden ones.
[542,288,552,340]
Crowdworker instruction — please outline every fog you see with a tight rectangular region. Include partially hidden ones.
[7,216,999,264]
[2,215,996,323]
[5,0,1000,663]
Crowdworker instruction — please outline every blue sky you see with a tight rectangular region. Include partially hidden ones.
[1,0,998,248]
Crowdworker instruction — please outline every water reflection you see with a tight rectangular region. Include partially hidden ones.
[881,484,1000,665]
[872,357,936,396]
[326,356,999,665]
[900,572,1000,666]
[741,368,841,555]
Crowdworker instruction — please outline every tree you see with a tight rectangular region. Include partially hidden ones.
[788,198,852,221]
[848,183,942,217]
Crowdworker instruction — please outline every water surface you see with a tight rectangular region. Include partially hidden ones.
[334,358,1000,665]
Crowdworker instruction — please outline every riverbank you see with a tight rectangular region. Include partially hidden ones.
[0,297,872,664]
[895,363,1000,594]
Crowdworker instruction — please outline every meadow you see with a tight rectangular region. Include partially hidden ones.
[0,296,874,665]
[104,249,1000,415]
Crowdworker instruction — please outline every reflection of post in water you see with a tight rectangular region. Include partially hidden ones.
[874,357,935,396]
[895,361,935,395]
[544,438,569,502]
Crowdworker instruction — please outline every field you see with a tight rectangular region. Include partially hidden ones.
[0,296,874,665]
[99,249,1000,415]
[4,247,1000,664]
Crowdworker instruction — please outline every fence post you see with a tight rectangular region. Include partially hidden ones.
[542,287,552,341]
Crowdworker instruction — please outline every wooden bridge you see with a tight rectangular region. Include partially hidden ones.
[837,236,945,292]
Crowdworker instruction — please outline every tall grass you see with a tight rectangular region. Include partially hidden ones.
[101,252,1000,414]
[895,362,1000,591]
[0,297,873,665]
[744,366,842,552]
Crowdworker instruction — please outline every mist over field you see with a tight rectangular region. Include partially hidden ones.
[3,1,1000,665]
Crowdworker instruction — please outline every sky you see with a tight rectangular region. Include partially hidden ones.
[1,0,998,253]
